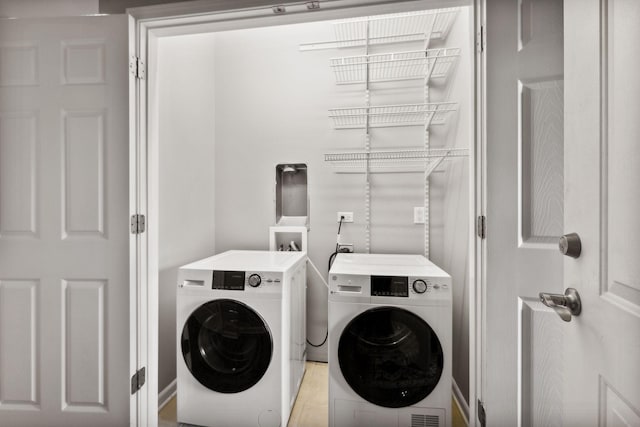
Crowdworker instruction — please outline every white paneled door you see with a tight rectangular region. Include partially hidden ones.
[485,0,565,424]
[489,0,640,425]
[0,16,129,427]
[562,0,640,424]
[515,0,640,426]
[513,1,567,424]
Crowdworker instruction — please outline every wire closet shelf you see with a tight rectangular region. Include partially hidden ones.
[324,148,469,174]
[329,102,458,129]
[330,47,460,84]
[299,9,459,51]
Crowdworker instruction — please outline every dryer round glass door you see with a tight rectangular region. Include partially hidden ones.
[338,306,444,408]
[181,299,273,393]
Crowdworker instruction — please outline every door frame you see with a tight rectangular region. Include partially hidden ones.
[127,0,485,425]
[472,1,486,426]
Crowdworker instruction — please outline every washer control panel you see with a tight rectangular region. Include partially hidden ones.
[209,270,282,291]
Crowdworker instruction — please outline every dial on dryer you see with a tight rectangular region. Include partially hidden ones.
[248,274,262,287]
[412,279,428,294]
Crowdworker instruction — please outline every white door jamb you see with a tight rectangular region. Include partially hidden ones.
[127,2,482,426]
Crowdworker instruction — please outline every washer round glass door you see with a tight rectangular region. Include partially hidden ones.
[181,299,272,393]
[338,306,443,408]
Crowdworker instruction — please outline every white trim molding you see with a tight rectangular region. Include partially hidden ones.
[453,378,470,426]
[128,1,480,423]
[158,379,177,411]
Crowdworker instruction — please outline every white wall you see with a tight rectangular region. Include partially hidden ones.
[157,7,472,402]
[157,33,217,394]
[212,21,340,362]
[428,7,472,402]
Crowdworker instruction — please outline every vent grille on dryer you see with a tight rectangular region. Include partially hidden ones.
[411,414,439,427]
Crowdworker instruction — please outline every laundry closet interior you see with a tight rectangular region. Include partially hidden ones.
[153,0,474,424]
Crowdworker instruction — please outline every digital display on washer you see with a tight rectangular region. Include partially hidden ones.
[371,276,408,297]
[212,271,245,290]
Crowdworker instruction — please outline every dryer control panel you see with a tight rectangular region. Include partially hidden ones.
[329,273,450,303]
[369,275,449,297]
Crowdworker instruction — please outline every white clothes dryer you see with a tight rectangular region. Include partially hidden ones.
[176,250,307,427]
[328,253,452,427]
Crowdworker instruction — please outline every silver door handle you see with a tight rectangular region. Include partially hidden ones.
[539,288,582,322]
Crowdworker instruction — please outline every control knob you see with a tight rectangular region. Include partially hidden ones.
[412,279,428,294]
[248,274,262,288]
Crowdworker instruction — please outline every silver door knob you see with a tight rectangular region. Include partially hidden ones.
[539,288,582,322]
[559,233,581,258]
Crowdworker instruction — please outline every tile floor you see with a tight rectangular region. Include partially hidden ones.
[160,362,467,427]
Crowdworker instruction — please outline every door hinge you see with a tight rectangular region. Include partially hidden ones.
[131,367,146,394]
[477,399,486,427]
[131,214,146,234]
[129,56,145,79]
[476,25,485,53]
[477,215,486,239]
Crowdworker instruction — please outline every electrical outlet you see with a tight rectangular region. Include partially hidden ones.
[338,244,354,253]
[414,207,425,224]
[337,212,354,222]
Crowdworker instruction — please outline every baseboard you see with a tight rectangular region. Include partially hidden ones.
[306,348,328,363]
[158,379,177,410]
[452,378,470,426]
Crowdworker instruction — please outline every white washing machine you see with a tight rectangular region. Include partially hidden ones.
[328,253,452,427]
[176,250,307,427]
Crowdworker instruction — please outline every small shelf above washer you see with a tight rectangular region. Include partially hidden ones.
[324,148,469,174]
[300,9,459,51]
[329,102,457,129]
[330,48,460,84]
